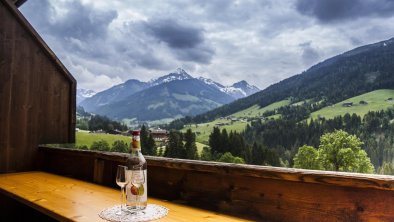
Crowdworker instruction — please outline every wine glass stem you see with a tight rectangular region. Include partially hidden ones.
[137,192,139,210]
[120,186,124,212]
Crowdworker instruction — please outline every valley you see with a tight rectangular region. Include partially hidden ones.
[75,37,394,174]
[184,90,394,145]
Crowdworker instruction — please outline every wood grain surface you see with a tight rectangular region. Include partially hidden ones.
[0,171,250,222]
[0,0,76,173]
[39,147,394,222]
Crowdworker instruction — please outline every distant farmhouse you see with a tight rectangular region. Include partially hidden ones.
[150,129,169,141]
[359,100,368,105]
[342,102,353,107]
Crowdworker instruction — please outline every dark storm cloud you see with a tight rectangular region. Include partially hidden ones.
[145,19,204,49]
[19,0,394,91]
[174,46,215,64]
[143,19,214,64]
[52,1,117,40]
[21,0,117,62]
[296,0,394,23]
[21,0,117,40]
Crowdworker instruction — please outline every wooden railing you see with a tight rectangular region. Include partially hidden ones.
[38,146,394,222]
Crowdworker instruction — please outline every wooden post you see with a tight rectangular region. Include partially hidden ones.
[93,158,105,184]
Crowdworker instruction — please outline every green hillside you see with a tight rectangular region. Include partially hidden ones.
[171,37,394,127]
[183,99,290,144]
[310,89,394,120]
[76,131,131,147]
[183,89,394,145]
[232,99,290,118]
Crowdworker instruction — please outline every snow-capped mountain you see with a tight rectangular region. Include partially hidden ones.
[197,77,259,99]
[231,80,260,98]
[79,68,259,122]
[198,77,225,89]
[149,68,193,86]
[77,89,96,104]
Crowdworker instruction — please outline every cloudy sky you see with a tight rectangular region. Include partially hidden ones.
[20,0,394,92]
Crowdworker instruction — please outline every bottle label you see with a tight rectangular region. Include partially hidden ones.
[132,135,141,150]
[126,170,147,203]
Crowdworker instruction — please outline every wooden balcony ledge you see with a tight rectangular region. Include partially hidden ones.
[36,146,394,222]
[0,171,249,222]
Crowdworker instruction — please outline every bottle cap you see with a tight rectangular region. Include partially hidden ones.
[132,130,140,136]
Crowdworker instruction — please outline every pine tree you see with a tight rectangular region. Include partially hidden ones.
[209,127,222,155]
[165,131,185,158]
[165,131,178,158]
[147,134,157,156]
[251,142,263,165]
[184,129,198,160]
[140,125,151,155]
[220,129,229,153]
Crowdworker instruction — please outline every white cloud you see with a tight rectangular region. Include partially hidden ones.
[19,0,394,92]
[65,57,123,91]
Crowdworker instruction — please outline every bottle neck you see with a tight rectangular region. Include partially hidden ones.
[131,134,141,153]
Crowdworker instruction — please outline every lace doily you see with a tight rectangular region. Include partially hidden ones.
[99,204,168,222]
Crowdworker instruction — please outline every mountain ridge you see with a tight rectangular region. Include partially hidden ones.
[175,37,394,125]
[79,69,259,123]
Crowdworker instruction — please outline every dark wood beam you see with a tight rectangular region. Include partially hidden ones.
[12,0,26,8]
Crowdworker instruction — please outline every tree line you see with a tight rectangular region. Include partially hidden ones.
[76,106,128,132]
[243,108,394,173]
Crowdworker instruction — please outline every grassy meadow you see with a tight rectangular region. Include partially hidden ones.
[75,131,206,154]
[310,89,394,120]
[76,131,131,147]
[183,99,290,144]
[232,99,290,118]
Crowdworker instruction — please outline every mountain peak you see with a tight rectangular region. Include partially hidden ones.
[232,80,259,91]
[175,68,189,75]
[232,80,248,87]
[149,68,193,86]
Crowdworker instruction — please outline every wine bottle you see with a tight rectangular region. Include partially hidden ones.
[125,130,147,211]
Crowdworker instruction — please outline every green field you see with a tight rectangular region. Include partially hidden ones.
[184,119,249,144]
[76,131,131,147]
[232,99,291,118]
[183,99,290,144]
[310,89,394,120]
[76,131,206,155]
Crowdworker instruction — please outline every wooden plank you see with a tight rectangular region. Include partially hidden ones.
[38,147,394,221]
[39,147,394,191]
[0,2,12,173]
[146,156,394,191]
[93,159,105,184]
[0,172,250,222]
[0,0,76,173]
[1,0,76,84]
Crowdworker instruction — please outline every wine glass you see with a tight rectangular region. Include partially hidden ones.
[116,165,129,216]
[131,166,145,212]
